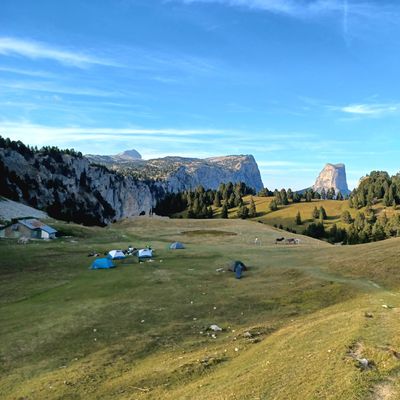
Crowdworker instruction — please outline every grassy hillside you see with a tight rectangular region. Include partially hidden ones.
[1,218,400,399]
[220,196,396,234]
[246,196,351,231]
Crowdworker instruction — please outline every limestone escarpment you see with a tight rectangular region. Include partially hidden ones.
[312,163,350,195]
[86,154,264,193]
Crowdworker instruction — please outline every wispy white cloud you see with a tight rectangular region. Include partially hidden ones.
[0,66,56,78]
[0,121,227,139]
[0,121,243,156]
[178,0,399,43]
[0,37,118,68]
[179,0,361,18]
[116,46,218,78]
[0,80,120,97]
[339,103,400,116]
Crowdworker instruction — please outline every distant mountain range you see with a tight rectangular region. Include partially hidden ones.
[0,140,263,225]
[0,135,356,225]
[85,150,264,193]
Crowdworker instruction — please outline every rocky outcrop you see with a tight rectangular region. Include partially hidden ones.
[313,163,350,195]
[85,148,142,165]
[0,147,153,225]
[86,154,264,193]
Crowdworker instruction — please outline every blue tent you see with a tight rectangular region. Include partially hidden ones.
[235,264,243,279]
[91,258,115,270]
[169,242,185,249]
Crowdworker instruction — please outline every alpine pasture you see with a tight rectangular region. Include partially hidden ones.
[1,217,400,399]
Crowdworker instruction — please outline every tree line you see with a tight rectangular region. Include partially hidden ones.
[349,171,400,209]
[263,187,345,212]
[0,135,83,160]
[154,182,256,219]
[291,205,400,245]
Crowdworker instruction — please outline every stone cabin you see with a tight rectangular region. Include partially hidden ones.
[0,219,57,240]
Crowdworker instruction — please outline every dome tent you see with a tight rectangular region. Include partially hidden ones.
[91,258,115,269]
[228,260,247,279]
[108,250,126,260]
[138,248,153,259]
[169,242,185,249]
[228,260,247,272]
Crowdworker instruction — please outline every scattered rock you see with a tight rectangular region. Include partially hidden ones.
[209,324,222,332]
[364,312,374,318]
[356,358,376,371]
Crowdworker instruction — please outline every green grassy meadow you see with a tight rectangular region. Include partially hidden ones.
[1,217,400,399]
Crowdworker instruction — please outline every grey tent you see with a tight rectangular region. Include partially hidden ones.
[170,242,185,249]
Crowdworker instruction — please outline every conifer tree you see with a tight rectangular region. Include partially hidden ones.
[292,192,301,203]
[228,193,236,208]
[372,223,386,241]
[269,199,278,211]
[295,211,302,225]
[237,205,249,219]
[326,187,335,200]
[341,210,352,224]
[221,203,228,219]
[213,192,221,208]
[248,197,257,218]
[280,189,289,205]
[354,212,366,231]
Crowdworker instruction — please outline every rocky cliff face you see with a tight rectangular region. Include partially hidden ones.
[0,137,264,225]
[0,147,153,225]
[313,163,350,195]
[86,154,264,193]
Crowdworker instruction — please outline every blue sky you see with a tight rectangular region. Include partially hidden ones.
[1,0,400,190]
